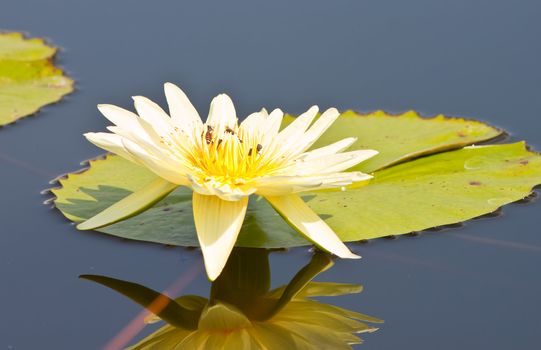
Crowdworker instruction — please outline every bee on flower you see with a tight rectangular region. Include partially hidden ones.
[80,83,378,280]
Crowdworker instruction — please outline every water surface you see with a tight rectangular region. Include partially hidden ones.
[1,1,540,349]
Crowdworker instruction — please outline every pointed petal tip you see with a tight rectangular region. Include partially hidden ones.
[342,251,362,259]
[269,108,284,118]
[131,95,146,102]
[308,105,319,113]
[83,132,104,142]
[352,149,379,162]
[96,103,119,114]
[205,266,221,281]
[76,178,178,232]
[323,107,340,115]
[76,220,95,231]
[164,82,183,92]
[365,149,380,159]
[214,93,232,101]
[207,93,237,125]
[352,172,373,181]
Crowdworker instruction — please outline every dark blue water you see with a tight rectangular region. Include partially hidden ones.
[1,0,540,349]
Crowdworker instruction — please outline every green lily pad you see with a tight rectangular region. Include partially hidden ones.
[309,141,541,241]
[52,156,297,247]
[0,32,73,126]
[285,110,502,172]
[50,112,541,248]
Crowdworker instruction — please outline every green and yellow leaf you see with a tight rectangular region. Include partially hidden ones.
[285,110,502,172]
[0,32,73,126]
[50,112,541,248]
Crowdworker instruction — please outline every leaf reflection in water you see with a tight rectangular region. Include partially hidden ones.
[81,249,382,349]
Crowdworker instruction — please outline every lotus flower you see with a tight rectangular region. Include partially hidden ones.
[80,83,377,280]
[127,285,380,349]
[82,249,382,349]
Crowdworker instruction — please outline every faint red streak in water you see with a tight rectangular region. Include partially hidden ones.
[451,233,541,253]
[102,260,203,350]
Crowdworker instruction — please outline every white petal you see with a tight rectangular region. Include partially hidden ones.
[132,96,174,135]
[281,149,379,175]
[188,177,256,200]
[268,106,318,157]
[164,83,202,129]
[97,104,139,129]
[107,124,166,158]
[121,138,190,185]
[186,174,214,196]
[294,108,340,154]
[254,172,372,196]
[206,94,237,128]
[300,137,357,160]
[265,194,359,259]
[97,104,157,145]
[276,105,318,141]
[84,132,139,164]
[266,108,284,135]
[239,109,267,132]
[260,108,284,146]
[213,185,257,201]
[240,108,284,148]
[192,193,248,281]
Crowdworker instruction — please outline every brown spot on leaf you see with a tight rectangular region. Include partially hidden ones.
[520,160,529,165]
[469,181,482,186]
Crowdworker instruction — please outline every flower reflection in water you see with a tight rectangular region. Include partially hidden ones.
[82,249,382,349]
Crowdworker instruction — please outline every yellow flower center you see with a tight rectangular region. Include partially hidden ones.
[184,123,285,186]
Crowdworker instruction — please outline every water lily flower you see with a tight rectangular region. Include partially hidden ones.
[80,83,378,280]
[82,249,382,349]
[128,285,380,349]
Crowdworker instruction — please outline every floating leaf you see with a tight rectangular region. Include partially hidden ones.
[0,32,73,126]
[284,110,502,172]
[52,154,298,247]
[50,113,541,248]
[308,142,541,241]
